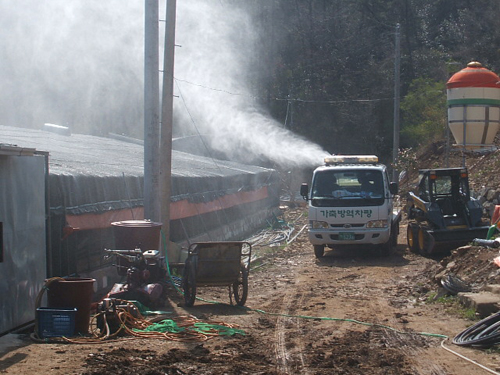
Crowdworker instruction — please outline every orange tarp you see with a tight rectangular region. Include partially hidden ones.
[65,186,269,230]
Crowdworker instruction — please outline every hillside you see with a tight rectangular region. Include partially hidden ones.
[400,138,500,196]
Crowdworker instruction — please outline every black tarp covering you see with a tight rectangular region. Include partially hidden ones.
[0,125,277,215]
[1,125,279,276]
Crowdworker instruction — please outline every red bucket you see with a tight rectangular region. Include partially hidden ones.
[47,278,95,335]
[111,220,162,251]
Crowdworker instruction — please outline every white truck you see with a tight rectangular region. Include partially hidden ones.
[300,155,401,258]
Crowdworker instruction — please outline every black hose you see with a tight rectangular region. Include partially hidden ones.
[453,311,500,347]
[440,274,471,295]
[473,238,500,248]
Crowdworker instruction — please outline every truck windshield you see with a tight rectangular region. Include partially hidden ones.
[311,169,385,207]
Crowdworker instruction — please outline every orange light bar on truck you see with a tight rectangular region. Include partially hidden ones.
[324,155,378,165]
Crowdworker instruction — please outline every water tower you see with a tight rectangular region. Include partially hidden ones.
[447,61,500,151]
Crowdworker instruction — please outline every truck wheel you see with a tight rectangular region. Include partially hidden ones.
[314,245,325,258]
[378,241,392,257]
[379,224,399,257]
[407,224,419,253]
[391,223,399,247]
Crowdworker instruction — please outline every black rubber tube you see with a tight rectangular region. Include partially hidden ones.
[453,311,500,347]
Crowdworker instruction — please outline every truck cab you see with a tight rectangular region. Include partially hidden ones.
[300,155,401,258]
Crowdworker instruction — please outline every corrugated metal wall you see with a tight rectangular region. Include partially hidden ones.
[0,152,47,334]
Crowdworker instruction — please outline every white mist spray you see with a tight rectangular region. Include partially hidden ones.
[0,0,328,168]
[173,0,329,168]
[0,0,144,135]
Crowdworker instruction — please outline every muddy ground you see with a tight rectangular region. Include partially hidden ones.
[2,205,500,375]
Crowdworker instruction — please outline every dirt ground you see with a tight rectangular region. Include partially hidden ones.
[2,204,500,375]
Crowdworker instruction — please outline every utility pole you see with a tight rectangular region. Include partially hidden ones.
[160,0,176,246]
[392,23,401,182]
[144,0,160,221]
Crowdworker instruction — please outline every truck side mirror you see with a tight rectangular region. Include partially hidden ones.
[389,182,398,195]
[300,183,309,200]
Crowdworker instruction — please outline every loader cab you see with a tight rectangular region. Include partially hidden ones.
[415,167,483,230]
[417,168,470,217]
[407,167,488,254]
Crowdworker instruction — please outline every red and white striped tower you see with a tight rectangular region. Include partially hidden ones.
[447,61,500,150]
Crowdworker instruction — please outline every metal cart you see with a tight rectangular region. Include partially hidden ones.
[181,241,252,307]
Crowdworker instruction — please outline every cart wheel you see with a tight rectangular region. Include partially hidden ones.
[183,260,196,307]
[232,266,248,306]
[407,224,419,253]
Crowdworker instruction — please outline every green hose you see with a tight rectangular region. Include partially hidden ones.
[487,224,498,240]
[161,229,184,295]
[159,232,447,340]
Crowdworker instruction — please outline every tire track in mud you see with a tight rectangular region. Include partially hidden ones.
[320,265,452,374]
[275,291,291,374]
[274,277,310,375]
[377,329,449,375]
[292,291,309,373]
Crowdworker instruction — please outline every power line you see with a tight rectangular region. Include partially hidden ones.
[276,97,392,104]
[174,77,392,104]
[174,77,250,98]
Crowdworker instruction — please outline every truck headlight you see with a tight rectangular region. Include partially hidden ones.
[366,220,388,228]
[311,220,329,229]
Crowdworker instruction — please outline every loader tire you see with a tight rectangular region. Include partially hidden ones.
[417,227,434,255]
[407,223,419,253]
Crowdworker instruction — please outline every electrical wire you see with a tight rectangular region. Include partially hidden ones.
[175,76,392,105]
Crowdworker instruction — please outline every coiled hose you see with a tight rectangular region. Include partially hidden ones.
[453,311,500,347]
[440,274,471,295]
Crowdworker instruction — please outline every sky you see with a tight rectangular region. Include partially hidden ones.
[0,0,328,168]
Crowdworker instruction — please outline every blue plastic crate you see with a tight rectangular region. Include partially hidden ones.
[36,307,77,338]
